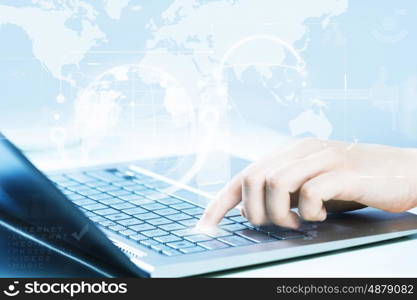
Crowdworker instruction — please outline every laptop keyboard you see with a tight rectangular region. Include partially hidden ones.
[49,167,309,256]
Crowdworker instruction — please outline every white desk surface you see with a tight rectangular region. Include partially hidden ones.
[26,122,417,278]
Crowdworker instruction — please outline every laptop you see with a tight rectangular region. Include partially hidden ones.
[1,133,417,277]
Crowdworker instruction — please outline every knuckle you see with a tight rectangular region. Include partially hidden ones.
[299,207,317,221]
[246,213,266,226]
[242,201,266,226]
[268,210,290,227]
[300,184,317,201]
[265,170,292,190]
[265,173,280,189]
[241,172,263,188]
[299,204,326,221]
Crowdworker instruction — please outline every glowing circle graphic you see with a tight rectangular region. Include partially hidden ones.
[64,64,207,192]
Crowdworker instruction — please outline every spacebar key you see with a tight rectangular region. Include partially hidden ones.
[235,229,279,243]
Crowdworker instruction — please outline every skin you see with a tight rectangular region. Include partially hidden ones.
[197,138,417,230]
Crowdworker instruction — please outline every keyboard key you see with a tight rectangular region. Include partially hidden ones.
[235,229,278,243]
[130,223,155,232]
[122,207,147,215]
[158,197,183,205]
[167,240,194,249]
[198,240,229,250]
[155,235,182,243]
[159,223,186,231]
[166,213,192,221]
[171,229,196,237]
[119,229,136,236]
[162,249,181,256]
[76,188,101,197]
[123,184,148,192]
[170,202,195,210]
[185,234,212,243]
[68,183,88,191]
[219,235,254,246]
[178,218,198,227]
[119,194,146,201]
[145,193,168,201]
[98,220,116,227]
[48,174,68,183]
[83,203,107,211]
[206,229,232,238]
[141,203,166,210]
[142,229,169,237]
[258,225,306,239]
[218,218,234,226]
[229,216,247,223]
[90,215,106,222]
[134,212,159,220]
[113,181,139,188]
[140,239,159,247]
[129,199,154,206]
[106,213,131,221]
[221,223,246,232]
[73,198,96,206]
[243,222,255,229]
[109,225,126,232]
[150,181,171,190]
[130,234,147,241]
[269,230,305,240]
[95,208,118,216]
[151,244,173,252]
[58,180,79,188]
[67,173,98,183]
[97,198,124,205]
[154,208,178,216]
[83,211,96,218]
[88,193,112,201]
[225,210,241,217]
[183,207,204,216]
[147,217,172,226]
[179,246,206,254]
[137,189,158,196]
[297,222,318,231]
[67,194,88,201]
[110,202,135,210]
[107,190,132,197]
[85,171,124,183]
[117,218,143,226]
[62,190,76,196]
[86,181,108,188]
[97,185,121,193]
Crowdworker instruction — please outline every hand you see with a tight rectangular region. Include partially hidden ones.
[198,138,417,229]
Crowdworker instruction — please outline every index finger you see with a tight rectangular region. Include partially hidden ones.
[197,173,243,229]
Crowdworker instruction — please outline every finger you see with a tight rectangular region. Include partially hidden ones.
[264,147,343,227]
[240,206,247,218]
[241,171,269,225]
[198,138,331,228]
[252,138,329,172]
[265,181,300,228]
[197,174,243,228]
[298,171,352,221]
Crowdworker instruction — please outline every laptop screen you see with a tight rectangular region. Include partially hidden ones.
[0,133,144,277]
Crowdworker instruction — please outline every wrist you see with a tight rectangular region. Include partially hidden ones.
[403,147,417,210]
